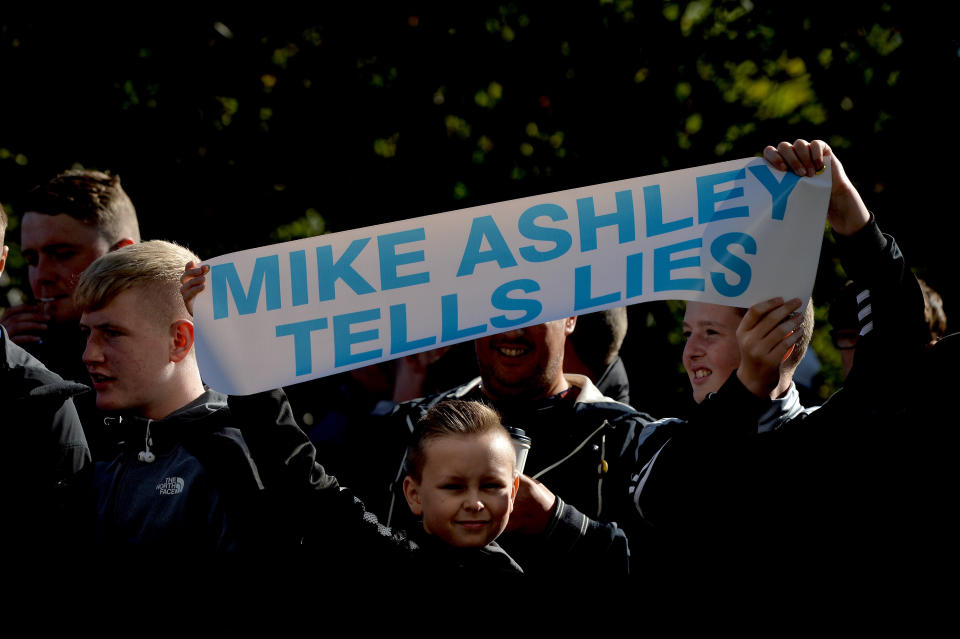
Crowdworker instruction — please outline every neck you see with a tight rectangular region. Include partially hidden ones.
[142,368,207,420]
[481,374,571,404]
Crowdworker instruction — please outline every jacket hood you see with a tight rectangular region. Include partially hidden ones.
[106,389,231,453]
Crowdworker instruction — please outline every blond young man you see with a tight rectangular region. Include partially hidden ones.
[76,240,265,550]
[80,241,428,563]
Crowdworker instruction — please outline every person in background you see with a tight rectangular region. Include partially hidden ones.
[1,169,140,459]
[563,307,631,405]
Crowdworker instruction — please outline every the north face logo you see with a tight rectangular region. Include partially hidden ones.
[156,477,185,495]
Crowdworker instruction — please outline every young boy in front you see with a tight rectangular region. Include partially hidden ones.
[402,399,523,574]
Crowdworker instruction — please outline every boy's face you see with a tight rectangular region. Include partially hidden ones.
[682,302,744,403]
[403,432,519,548]
[81,286,176,419]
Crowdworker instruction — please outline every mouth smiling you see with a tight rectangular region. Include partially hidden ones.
[691,368,712,381]
[496,345,529,357]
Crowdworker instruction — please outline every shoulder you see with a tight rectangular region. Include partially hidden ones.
[391,377,483,419]
[568,374,654,425]
[2,327,88,401]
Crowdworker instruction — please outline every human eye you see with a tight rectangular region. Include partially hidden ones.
[440,483,464,491]
[101,326,125,338]
[53,247,78,261]
[23,251,38,267]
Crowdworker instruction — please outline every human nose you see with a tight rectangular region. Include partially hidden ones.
[683,335,704,362]
[463,489,485,512]
[31,255,56,286]
[82,333,103,365]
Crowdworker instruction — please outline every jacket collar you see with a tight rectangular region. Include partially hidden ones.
[457,373,621,407]
[107,389,229,451]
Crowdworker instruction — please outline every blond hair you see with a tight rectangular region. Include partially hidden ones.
[75,240,199,324]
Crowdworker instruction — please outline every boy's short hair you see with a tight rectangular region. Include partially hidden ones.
[22,169,140,245]
[405,400,511,481]
[74,240,199,324]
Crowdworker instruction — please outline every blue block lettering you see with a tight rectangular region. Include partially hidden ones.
[577,190,636,252]
[490,279,543,328]
[574,265,621,311]
[316,239,376,302]
[378,228,430,290]
[709,232,757,297]
[625,251,644,298]
[290,250,308,307]
[457,216,518,277]
[644,184,693,237]
[211,256,282,320]
[748,165,801,221]
[518,204,573,263]
[654,238,705,292]
[275,318,328,376]
[389,303,437,355]
[333,308,382,367]
[441,294,486,341]
[697,169,749,223]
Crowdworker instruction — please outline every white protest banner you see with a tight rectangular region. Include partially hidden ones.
[193,156,831,395]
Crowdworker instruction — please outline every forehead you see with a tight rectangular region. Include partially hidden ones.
[81,286,152,326]
[422,432,516,474]
[683,302,744,327]
[21,212,104,249]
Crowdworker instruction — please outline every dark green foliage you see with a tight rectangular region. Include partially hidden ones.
[2,4,955,404]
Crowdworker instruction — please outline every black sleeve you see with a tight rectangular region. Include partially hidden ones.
[832,215,928,389]
[227,390,421,572]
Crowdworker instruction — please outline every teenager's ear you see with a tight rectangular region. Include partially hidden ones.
[564,316,577,335]
[402,476,423,516]
[0,245,8,277]
[511,474,520,500]
[170,319,195,363]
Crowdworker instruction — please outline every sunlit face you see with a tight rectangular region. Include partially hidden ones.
[22,212,111,323]
[682,302,744,403]
[403,432,519,548]
[81,287,179,419]
[474,318,576,401]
